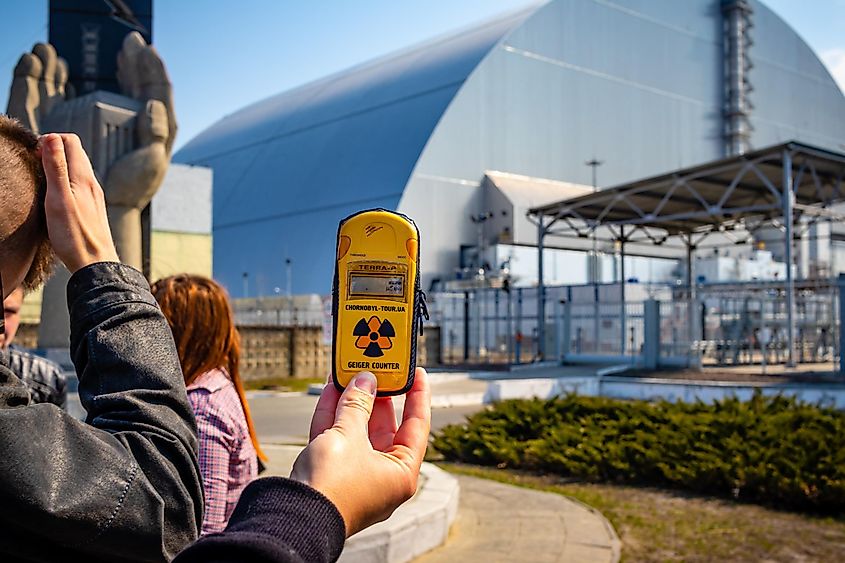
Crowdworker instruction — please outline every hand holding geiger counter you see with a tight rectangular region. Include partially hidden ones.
[179,208,431,561]
[267,209,431,543]
[332,209,428,395]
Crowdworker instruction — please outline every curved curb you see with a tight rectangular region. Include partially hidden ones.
[559,493,623,563]
[340,463,460,563]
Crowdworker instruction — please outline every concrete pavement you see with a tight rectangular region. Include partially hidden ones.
[250,392,485,445]
[261,443,304,476]
[415,475,621,563]
[249,372,488,446]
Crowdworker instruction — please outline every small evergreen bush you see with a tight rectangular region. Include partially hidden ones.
[432,393,845,513]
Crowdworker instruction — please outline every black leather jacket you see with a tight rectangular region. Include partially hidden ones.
[0,263,204,562]
[7,345,67,408]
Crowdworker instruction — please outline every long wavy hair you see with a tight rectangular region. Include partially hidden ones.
[151,274,267,463]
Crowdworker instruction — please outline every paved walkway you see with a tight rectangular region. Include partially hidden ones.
[415,475,620,563]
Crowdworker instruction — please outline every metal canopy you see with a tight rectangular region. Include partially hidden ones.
[529,141,845,243]
[529,141,845,368]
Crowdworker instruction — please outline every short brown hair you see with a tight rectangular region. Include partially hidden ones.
[0,115,53,291]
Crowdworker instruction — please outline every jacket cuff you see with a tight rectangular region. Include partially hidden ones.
[179,477,346,562]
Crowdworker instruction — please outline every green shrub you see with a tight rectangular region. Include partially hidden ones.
[432,393,845,513]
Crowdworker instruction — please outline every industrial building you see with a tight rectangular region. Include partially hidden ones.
[174,0,845,297]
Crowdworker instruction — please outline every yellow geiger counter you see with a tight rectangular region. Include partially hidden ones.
[332,209,428,396]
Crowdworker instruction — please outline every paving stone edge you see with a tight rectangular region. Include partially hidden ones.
[560,493,623,563]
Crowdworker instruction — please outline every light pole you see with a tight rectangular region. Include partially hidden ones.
[274,287,281,324]
[285,258,293,325]
[586,159,603,352]
[242,272,249,299]
[585,159,603,279]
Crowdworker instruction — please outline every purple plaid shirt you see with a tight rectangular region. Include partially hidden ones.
[187,368,258,535]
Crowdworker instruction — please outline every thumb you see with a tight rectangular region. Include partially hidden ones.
[333,372,377,435]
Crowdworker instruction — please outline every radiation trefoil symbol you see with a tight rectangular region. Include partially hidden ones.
[354,316,395,358]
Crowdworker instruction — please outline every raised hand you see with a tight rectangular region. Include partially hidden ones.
[116,31,177,154]
[40,133,119,273]
[291,369,431,537]
[7,43,70,134]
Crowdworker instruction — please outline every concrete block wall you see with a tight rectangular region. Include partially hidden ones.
[291,327,331,379]
[239,325,435,380]
[239,325,292,379]
[238,325,330,380]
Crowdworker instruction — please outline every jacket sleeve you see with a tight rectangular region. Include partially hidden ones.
[173,477,346,563]
[0,263,204,562]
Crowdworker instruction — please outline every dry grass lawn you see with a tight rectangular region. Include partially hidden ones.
[439,463,845,562]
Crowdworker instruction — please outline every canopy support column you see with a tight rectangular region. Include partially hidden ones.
[537,219,546,361]
[619,228,627,356]
[783,149,796,367]
[686,236,696,357]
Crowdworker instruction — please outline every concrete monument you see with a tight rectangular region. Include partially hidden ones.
[6,32,176,352]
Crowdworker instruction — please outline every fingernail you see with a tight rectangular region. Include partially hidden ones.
[354,372,377,395]
[44,135,60,153]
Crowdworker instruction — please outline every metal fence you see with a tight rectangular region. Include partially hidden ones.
[430,286,568,365]
[696,284,838,368]
[566,301,645,357]
[655,299,696,361]
[430,280,841,371]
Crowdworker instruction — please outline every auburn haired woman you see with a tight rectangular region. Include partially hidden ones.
[152,274,267,535]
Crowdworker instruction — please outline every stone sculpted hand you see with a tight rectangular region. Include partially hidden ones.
[40,133,119,273]
[7,32,176,269]
[291,369,431,537]
[104,32,176,267]
[7,43,69,134]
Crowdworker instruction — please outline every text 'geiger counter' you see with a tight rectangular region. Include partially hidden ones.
[332,209,426,396]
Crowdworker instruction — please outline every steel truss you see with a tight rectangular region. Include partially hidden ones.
[529,141,845,366]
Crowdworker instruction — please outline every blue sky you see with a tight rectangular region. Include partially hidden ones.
[0,0,842,150]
